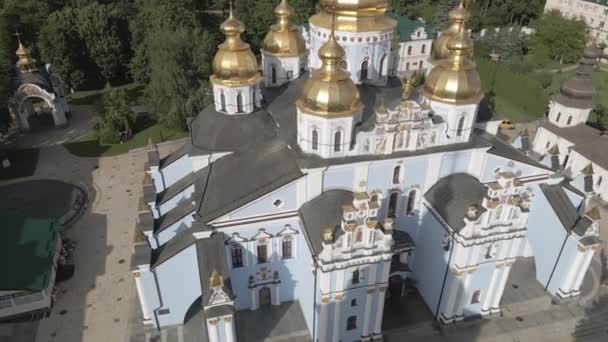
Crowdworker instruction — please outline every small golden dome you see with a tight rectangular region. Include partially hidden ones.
[263,0,307,57]
[297,33,362,117]
[15,40,37,71]
[431,0,468,61]
[310,0,396,32]
[422,24,482,105]
[210,10,261,87]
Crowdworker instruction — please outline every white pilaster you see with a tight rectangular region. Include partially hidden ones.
[224,316,236,342]
[207,319,219,342]
[362,289,374,337]
[562,249,585,293]
[318,298,329,342]
[272,284,281,306]
[442,273,462,320]
[572,249,594,292]
[455,272,472,317]
[492,265,511,309]
[482,266,500,312]
[250,288,258,310]
[332,295,343,342]
[373,287,387,334]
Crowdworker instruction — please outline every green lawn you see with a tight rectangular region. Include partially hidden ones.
[64,123,187,157]
[69,83,143,111]
[477,59,608,123]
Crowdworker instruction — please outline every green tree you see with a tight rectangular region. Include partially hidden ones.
[592,104,608,130]
[530,10,588,64]
[144,28,217,129]
[38,8,90,90]
[129,0,203,83]
[75,3,129,84]
[1,0,50,43]
[97,85,134,144]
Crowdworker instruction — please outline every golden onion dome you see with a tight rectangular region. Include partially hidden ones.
[422,24,482,105]
[297,32,362,117]
[431,0,468,61]
[263,0,307,57]
[15,40,37,71]
[309,0,396,32]
[210,10,261,87]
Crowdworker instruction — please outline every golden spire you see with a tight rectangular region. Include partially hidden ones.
[422,8,482,105]
[14,32,37,72]
[401,77,413,101]
[209,269,224,289]
[210,3,261,87]
[431,0,468,61]
[262,0,307,57]
[296,13,362,117]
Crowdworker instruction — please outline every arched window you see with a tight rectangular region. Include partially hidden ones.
[598,176,603,186]
[556,112,561,122]
[392,165,401,184]
[361,60,369,81]
[352,269,360,284]
[340,60,347,70]
[407,46,412,55]
[236,92,244,113]
[388,192,398,218]
[312,129,319,150]
[231,243,243,268]
[419,60,424,68]
[456,116,465,137]
[271,65,277,84]
[220,92,226,112]
[567,116,573,125]
[421,44,426,54]
[379,54,387,77]
[394,132,404,150]
[406,62,410,71]
[471,290,481,304]
[334,131,342,152]
[406,189,417,215]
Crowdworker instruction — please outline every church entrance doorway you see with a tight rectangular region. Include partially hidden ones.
[259,287,271,308]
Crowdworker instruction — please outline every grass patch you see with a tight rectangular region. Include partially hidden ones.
[64,123,187,158]
[477,58,608,123]
[68,83,144,110]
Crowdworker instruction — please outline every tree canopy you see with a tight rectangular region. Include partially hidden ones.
[530,10,588,65]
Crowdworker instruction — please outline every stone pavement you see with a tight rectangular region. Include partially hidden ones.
[0,139,184,342]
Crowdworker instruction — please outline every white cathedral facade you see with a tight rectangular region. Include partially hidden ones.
[132,1,602,342]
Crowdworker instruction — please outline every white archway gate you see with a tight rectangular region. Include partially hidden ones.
[12,83,67,131]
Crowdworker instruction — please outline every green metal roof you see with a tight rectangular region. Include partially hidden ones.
[389,13,429,42]
[0,218,60,291]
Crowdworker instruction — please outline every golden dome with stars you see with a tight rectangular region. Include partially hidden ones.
[309,0,396,32]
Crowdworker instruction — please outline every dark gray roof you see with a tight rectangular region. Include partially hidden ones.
[572,216,594,236]
[484,132,553,171]
[539,184,579,232]
[156,168,207,205]
[154,200,196,235]
[13,69,53,91]
[205,304,234,318]
[540,121,600,145]
[195,140,304,223]
[131,243,151,267]
[392,229,415,251]
[541,122,608,171]
[189,105,278,153]
[159,141,189,169]
[424,173,488,232]
[196,233,233,305]
[150,229,196,268]
[579,235,601,246]
[299,189,354,256]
